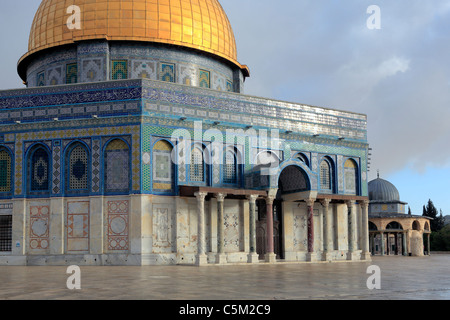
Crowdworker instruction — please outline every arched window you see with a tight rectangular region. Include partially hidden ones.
[369,222,378,231]
[190,146,205,183]
[104,139,130,193]
[153,140,174,193]
[320,159,331,191]
[223,149,237,184]
[29,145,51,193]
[344,159,358,195]
[412,221,420,231]
[66,143,89,193]
[386,221,403,230]
[0,148,12,193]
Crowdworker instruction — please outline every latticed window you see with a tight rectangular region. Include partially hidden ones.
[223,150,237,184]
[30,147,50,192]
[320,160,331,190]
[68,144,88,191]
[104,139,130,193]
[344,159,358,194]
[0,215,12,252]
[0,149,12,193]
[190,147,204,182]
[152,140,174,192]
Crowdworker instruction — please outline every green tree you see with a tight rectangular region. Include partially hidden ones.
[422,199,445,232]
[430,224,450,251]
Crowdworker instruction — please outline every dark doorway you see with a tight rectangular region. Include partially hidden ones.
[256,199,283,260]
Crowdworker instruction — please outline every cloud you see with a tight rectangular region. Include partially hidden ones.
[224,1,450,182]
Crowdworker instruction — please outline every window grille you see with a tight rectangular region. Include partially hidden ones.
[320,160,331,190]
[223,151,237,184]
[69,145,88,190]
[0,150,12,193]
[190,148,204,182]
[0,215,12,252]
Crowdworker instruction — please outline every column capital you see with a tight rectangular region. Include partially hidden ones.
[246,194,259,203]
[358,199,370,208]
[266,195,276,205]
[305,198,315,207]
[319,198,331,207]
[215,193,226,202]
[345,200,355,207]
[194,192,207,201]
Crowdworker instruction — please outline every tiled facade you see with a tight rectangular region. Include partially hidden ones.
[0,76,369,266]
[1,0,370,266]
[24,42,241,93]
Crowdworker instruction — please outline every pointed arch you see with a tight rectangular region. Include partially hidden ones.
[278,165,310,194]
[293,152,309,167]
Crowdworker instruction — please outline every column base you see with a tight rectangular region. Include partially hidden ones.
[216,254,227,265]
[361,251,372,261]
[195,254,208,266]
[247,253,259,264]
[322,251,333,261]
[346,251,357,261]
[265,253,277,263]
[306,252,318,262]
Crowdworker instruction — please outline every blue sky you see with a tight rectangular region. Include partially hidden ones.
[1,1,449,216]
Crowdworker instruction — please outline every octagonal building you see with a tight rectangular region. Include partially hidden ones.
[0,0,370,266]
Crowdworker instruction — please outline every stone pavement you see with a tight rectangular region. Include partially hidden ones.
[0,255,448,300]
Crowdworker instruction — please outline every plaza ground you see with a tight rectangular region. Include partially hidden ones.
[0,255,448,300]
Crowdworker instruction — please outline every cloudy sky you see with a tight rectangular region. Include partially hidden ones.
[1,1,449,216]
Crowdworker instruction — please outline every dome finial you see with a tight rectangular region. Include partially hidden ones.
[377,169,380,179]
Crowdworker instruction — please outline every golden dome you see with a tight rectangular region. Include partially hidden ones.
[18,0,249,79]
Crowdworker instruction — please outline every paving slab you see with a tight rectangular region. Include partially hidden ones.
[0,255,448,300]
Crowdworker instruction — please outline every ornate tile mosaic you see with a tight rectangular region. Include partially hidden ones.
[160,63,175,83]
[66,201,89,252]
[29,205,50,251]
[112,60,128,80]
[66,63,78,84]
[107,200,129,251]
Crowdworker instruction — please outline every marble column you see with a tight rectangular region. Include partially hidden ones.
[380,232,385,256]
[215,193,227,264]
[359,200,371,260]
[265,195,276,263]
[247,194,259,263]
[195,192,208,266]
[346,200,357,261]
[402,232,407,256]
[320,199,332,261]
[427,233,431,256]
[306,198,317,262]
